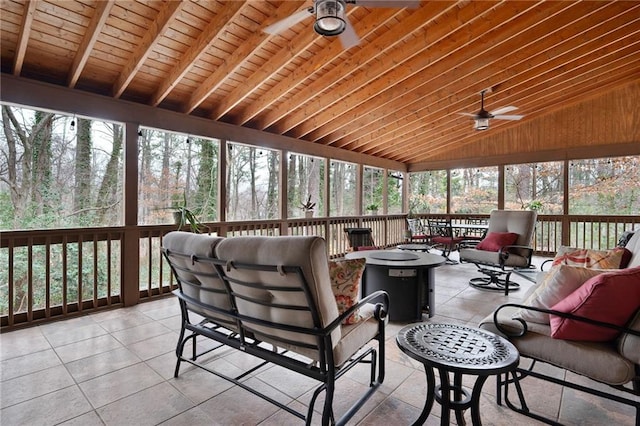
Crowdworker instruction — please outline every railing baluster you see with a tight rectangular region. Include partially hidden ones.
[28,238,33,323]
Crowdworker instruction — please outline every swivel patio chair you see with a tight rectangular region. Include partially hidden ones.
[406,218,431,243]
[427,218,464,264]
[459,209,537,295]
[344,227,377,251]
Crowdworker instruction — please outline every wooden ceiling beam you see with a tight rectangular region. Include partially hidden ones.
[300,0,572,144]
[236,5,409,127]
[385,56,640,163]
[339,2,633,153]
[216,7,399,123]
[148,2,246,107]
[67,0,115,88]
[290,0,546,141]
[265,0,463,135]
[417,77,640,166]
[111,0,182,98]
[12,0,37,76]
[182,1,305,114]
[374,30,640,161]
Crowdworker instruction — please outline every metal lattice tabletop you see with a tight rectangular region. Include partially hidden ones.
[397,323,519,375]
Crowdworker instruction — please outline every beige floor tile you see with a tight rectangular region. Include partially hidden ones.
[79,362,164,408]
[0,347,61,381]
[58,410,106,426]
[54,333,123,363]
[96,382,193,426]
[65,346,142,383]
[1,364,75,408]
[42,322,109,347]
[127,331,179,361]
[110,321,173,346]
[158,406,221,426]
[0,386,92,426]
[0,326,50,360]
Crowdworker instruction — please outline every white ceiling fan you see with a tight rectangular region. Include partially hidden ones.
[459,89,524,131]
[264,0,420,49]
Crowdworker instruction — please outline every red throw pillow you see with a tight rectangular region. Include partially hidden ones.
[476,232,519,252]
[549,266,640,341]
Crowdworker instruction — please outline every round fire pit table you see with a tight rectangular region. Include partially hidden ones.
[396,323,519,425]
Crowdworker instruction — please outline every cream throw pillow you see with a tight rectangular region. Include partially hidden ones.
[551,246,625,269]
[517,264,605,324]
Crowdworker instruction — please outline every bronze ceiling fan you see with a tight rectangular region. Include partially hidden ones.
[264,0,420,49]
[459,89,524,131]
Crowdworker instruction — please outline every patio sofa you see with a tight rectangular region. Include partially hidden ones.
[161,232,389,426]
[480,229,640,424]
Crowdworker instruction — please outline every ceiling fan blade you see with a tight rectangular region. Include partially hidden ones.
[263,8,312,35]
[490,106,518,115]
[493,114,524,121]
[352,0,420,8]
[339,18,361,49]
[458,112,477,117]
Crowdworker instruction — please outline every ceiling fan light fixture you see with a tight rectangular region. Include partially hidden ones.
[314,0,346,36]
[474,118,489,131]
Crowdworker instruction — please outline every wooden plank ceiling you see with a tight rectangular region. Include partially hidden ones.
[1,0,639,167]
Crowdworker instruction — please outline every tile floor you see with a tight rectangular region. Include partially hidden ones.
[1,254,637,425]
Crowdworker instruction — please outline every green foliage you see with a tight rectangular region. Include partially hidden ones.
[300,194,316,211]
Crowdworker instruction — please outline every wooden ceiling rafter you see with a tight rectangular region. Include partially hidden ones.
[340,2,639,153]
[67,0,115,88]
[302,0,572,145]
[337,1,627,154]
[233,5,409,127]
[385,55,640,162]
[12,0,36,76]
[423,75,640,164]
[182,1,305,114]
[149,1,246,107]
[212,6,402,122]
[261,1,462,135]
[385,25,640,157]
[111,0,182,98]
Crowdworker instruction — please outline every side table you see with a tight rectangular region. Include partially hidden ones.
[396,323,519,425]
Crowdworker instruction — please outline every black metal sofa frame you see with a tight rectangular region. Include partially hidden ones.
[489,303,640,425]
[162,233,389,426]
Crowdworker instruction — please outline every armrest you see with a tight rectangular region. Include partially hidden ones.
[459,240,481,249]
[328,290,390,331]
[499,244,534,267]
[493,303,640,339]
[541,259,554,271]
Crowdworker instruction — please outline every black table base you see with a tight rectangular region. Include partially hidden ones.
[397,323,519,426]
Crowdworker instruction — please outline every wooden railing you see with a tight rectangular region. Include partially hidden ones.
[1,213,637,329]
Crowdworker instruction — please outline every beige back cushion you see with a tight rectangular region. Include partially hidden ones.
[487,209,537,247]
[162,231,232,325]
[214,236,341,352]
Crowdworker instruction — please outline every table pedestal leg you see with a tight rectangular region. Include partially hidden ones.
[470,375,488,425]
[413,366,436,426]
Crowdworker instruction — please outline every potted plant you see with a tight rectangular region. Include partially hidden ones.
[172,192,206,233]
[300,194,316,218]
[366,203,379,215]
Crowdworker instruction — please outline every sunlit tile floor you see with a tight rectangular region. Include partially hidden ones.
[1,254,637,425]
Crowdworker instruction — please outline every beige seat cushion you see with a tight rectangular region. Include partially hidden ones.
[479,306,637,386]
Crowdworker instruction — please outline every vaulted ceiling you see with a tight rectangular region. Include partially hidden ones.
[1,0,639,167]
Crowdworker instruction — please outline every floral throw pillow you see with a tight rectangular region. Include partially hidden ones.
[329,258,367,325]
[551,246,625,269]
